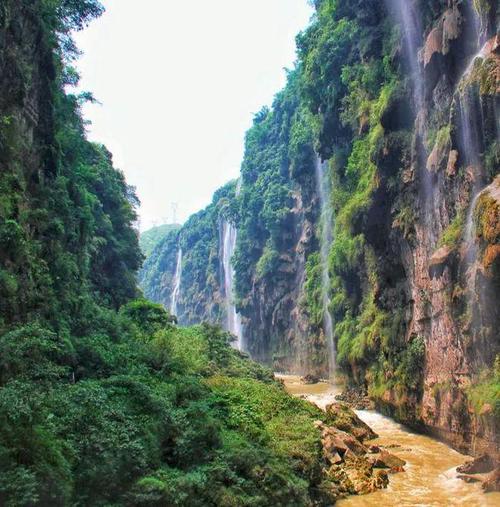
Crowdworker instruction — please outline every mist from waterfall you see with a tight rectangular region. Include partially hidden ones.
[221,219,243,350]
[314,156,336,379]
[170,248,183,316]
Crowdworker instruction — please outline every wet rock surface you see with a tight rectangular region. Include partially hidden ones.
[335,387,374,410]
[368,450,407,472]
[457,454,497,474]
[456,454,500,493]
[301,373,320,385]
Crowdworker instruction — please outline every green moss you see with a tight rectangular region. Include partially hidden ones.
[438,212,465,249]
[475,191,500,245]
[467,358,500,418]
[368,336,425,400]
[336,292,390,366]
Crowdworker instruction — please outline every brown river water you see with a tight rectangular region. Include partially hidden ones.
[278,375,500,507]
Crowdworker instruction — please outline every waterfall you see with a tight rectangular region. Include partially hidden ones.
[170,248,182,316]
[314,156,336,379]
[221,219,243,349]
[389,0,438,240]
[455,6,499,346]
[390,0,423,108]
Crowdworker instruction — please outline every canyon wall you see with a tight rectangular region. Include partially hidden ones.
[140,0,499,455]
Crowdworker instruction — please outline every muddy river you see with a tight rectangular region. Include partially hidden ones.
[278,375,500,507]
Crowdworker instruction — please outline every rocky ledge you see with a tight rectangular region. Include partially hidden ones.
[318,402,406,500]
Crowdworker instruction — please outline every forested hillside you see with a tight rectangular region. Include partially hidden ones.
[0,2,356,505]
[139,223,179,256]
[141,0,500,457]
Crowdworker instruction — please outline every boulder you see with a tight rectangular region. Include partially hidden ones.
[322,426,368,458]
[457,454,496,474]
[429,245,452,278]
[344,456,389,495]
[326,402,378,442]
[457,467,500,493]
[483,468,500,493]
[326,455,389,496]
[335,387,374,410]
[369,450,406,472]
[423,7,461,67]
[301,374,320,385]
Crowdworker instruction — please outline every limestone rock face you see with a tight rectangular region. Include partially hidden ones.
[423,7,462,67]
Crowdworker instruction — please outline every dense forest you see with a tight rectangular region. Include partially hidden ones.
[142,0,500,458]
[0,1,364,505]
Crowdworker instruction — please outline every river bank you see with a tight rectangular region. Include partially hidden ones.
[278,375,500,506]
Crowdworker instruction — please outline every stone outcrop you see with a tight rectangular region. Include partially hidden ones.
[368,450,406,472]
[316,406,400,500]
[325,402,378,442]
[335,387,375,410]
[457,454,497,474]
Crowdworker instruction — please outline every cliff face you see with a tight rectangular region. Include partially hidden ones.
[380,1,500,456]
[141,0,499,455]
[0,0,141,327]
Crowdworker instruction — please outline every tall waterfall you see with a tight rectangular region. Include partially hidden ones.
[390,0,436,233]
[456,9,495,339]
[170,248,182,316]
[390,0,423,108]
[314,156,336,378]
[221,220,243,349]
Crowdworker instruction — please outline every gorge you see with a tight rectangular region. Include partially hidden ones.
[0,0,498,505]
[141,0,500,462]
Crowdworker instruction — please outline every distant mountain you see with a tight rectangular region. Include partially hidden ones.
[139,223,180,256]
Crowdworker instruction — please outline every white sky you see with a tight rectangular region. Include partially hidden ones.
[74,0,313,230]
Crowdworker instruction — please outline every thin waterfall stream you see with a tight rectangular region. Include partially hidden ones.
[314,156,336,378]
[456,5,498,341]
[221,219,243,350]
[170,248,182,316]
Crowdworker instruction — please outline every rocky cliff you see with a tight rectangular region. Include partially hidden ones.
[140,0,499,456]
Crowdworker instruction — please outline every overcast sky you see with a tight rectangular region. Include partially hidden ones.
[74,0,313,230]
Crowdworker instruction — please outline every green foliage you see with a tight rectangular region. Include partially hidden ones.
[467,356,500,418]
[438,213,465,249]
[304,253,323,327]
[0,324,74,384]
[0,310,329,506]
[256,241,280,279]
[1,4,333,506]
[368,335,425,400]
[140,223,180,257]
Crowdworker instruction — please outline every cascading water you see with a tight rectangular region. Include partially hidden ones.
[221,219,243,350]
[455,13,492,342]
[389,0,423,108]
[389,0,438,246]
[314,156,336,379]
[170,248,182,316]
